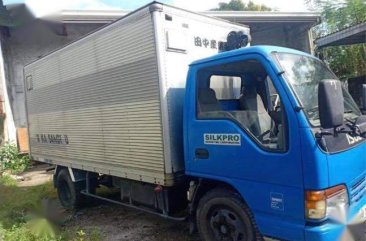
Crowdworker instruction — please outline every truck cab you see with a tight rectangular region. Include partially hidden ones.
[184,46,366,241]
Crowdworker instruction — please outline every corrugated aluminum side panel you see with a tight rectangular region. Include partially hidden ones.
[24,7,169,185]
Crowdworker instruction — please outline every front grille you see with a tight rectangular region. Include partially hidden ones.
[351,176,366,203]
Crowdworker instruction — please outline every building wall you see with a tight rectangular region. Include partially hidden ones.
[0,30,16,143]
[243,22,312,52]
[2,22,105,131]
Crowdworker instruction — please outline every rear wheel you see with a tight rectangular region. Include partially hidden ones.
[56,169,85,209]
[197,188,261,241]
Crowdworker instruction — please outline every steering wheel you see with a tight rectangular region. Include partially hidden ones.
[257,130,271,142]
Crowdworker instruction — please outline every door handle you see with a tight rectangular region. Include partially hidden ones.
[195,148,209,159]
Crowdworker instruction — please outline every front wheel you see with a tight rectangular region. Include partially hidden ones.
[196,188,261,241]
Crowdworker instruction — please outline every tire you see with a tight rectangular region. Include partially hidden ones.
[56,169,85,209]
[196,188,262,241]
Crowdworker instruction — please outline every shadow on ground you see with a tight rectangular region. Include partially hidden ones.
[8,163,201,241]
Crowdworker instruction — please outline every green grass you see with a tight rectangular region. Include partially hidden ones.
[0,177,60,240]
[0,177,56,228]
[0,175,18,187]
[0,176,103,241]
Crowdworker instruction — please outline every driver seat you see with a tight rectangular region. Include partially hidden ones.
[239,84,272,137]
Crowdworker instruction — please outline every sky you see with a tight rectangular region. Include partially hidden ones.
[4,0,309,17]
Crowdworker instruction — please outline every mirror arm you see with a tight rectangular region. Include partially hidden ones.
[315,131,331,152]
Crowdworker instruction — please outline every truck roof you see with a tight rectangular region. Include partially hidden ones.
[190,45,316,66]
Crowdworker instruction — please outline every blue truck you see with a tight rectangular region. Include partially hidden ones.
[24,2,366,241]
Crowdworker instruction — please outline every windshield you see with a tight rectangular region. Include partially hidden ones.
[273,52,361,127]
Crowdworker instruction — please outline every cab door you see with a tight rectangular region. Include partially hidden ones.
[184,54,306,240]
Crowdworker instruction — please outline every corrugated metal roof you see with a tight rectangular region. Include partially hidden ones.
[204,11,320,23]
[60,10,129,23]
[59,9,320,25]
[315,21,366,48]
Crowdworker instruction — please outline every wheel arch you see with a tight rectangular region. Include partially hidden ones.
[190,177,247,216]
[54,165,87,187]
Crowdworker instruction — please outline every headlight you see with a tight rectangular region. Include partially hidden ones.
[305,185,348,220]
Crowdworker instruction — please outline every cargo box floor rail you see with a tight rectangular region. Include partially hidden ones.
[80,190,187,221]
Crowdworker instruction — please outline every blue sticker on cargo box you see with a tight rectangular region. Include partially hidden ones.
[270,192,284,211]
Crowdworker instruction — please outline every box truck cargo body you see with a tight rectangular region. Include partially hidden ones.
[24,3,250,186]
[24,2,366,241]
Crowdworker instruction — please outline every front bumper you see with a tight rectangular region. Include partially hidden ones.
[305,203,366,241]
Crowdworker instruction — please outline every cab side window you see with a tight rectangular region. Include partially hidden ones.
[210,75,241,100]
[196,60,287,151]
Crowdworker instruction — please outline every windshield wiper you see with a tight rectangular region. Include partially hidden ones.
[340,116,366,137]
[352,116,366,137]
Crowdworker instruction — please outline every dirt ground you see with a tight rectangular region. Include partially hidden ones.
[65,204,200,241]
[17,163,53,187]
[13,164,366,241]
[17,164,201,241]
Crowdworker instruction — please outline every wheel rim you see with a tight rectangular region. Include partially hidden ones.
[58,179,72,205]
[208,207,247,241]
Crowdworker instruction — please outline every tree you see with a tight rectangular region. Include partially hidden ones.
[213,0,272,11]
[308,0,366,79]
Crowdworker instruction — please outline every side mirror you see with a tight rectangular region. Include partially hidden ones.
[318,79,344,129]
[362,84,366,111]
